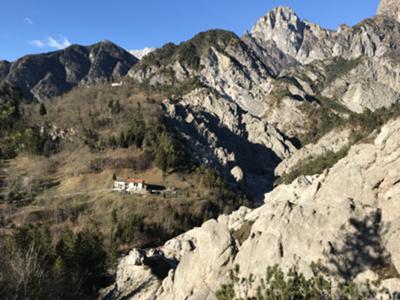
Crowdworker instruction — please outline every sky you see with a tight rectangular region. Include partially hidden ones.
[0,0,380,61]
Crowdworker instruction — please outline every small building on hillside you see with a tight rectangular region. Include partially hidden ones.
[113,178,147,194]
[126,178,146,193]
[111,81,123,87]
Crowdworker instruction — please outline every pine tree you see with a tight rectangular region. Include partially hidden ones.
[39,103,47,116]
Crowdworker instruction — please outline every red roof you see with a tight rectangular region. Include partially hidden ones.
[127,178,145,183]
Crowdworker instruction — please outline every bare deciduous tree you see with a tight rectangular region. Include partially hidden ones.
[0,243,47,300]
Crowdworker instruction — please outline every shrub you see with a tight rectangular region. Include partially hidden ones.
[0,225,110,300]
[277,146,350,185]
[323,57,362,87]
[216,265,388,300]
[39,103,47,116]
[110,111,190,172]
[0,83,22,131]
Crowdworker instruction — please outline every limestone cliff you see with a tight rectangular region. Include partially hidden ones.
[378,0,400,22]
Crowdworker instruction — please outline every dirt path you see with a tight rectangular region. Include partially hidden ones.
[2,188,113,206]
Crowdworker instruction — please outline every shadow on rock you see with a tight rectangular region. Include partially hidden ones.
[327,209,392,281]
[165,104,282,204]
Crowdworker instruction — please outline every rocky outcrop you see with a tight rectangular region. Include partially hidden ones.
[158,220,237,300]
[1,40,138,100]
[241,33,299,77]
[322,56,400,113]
[275,127,352,177]
[98,2,400,298]
[378,0,400,22]
[233,117,400,291]
[125,5,400,204]
[245,5,400,69]
[129,30,273,117]
[101,249,161,300]
[163,88,296,202]
[103,117,400,299]
[246,6,334,66]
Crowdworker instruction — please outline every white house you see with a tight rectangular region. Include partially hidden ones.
[126,178,147,193]
[113,180,127,192]
[111,81,123,87]
[113,178,147,194]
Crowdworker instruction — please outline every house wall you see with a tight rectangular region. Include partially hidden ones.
[113,181,127,191]
[127,182,145,192]
[113,180,147,193]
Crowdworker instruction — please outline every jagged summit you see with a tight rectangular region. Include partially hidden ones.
[245,5,333,68]
[378,0,400,22]
[250,6,306,58]
[253,6,299,28]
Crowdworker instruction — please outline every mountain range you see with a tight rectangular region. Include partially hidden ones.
[102,1,400,298]
[1,0,400,299]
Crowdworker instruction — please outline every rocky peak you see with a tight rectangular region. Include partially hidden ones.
[247,6,333,66]
[253,6,299,29]
[129,29,273,116]
[378,0,400,22]
[246,3,400,69]
[251,6,305,58]
[1,41,138,100]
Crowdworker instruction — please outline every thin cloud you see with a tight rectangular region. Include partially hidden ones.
[31,36,72,50]
[24,17,33,25]
[31,40,45,48]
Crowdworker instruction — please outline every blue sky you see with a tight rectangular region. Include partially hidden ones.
[0,0,380,61]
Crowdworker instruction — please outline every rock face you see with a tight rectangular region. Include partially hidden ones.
[163,88,296,202]
[125,3,400,202]
[321,56,400,113]
[129,30,300,201]
[101,249,161,300]
[104,118,400,299]
[231,166,244,182]
[245,5,400,69]
[129,31,268,115]
[129,30,273,117]
[378,0,400,22]
[159,220,237,300]
[1,40,138,100]
[246,6,333,66]
[100,2,400,299]
[275,127,352,177]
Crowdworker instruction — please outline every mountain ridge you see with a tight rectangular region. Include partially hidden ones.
[99,1,400,298]
[0,40,138,101]
[1,1,400,299]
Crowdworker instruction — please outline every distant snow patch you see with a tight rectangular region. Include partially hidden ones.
[129,47,155,59]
